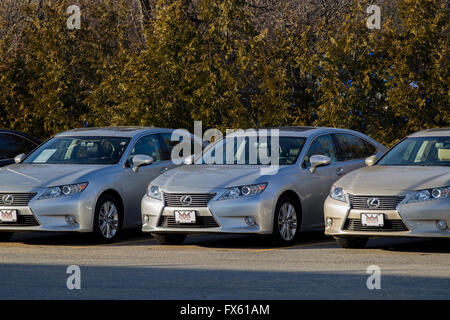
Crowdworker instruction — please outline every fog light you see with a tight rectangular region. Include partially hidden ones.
[436,220,447,231]
[143,215,150,224]
[245,216,257,226]
[65,215,76,225]
[326,217,333,228]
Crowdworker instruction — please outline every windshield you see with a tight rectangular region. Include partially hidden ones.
[198,136,306,165]
[23,136,130,165]
[378,136,450,166]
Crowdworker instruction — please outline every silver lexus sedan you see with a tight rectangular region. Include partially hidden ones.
[325,128,450,248]
[0,127,203,242]
[141,127,386,245]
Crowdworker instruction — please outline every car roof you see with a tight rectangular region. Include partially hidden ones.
[55,126,174,138]
[0,129,41,144]
[264,126,318,133]
[409,128,450,138]
[229,126,367,138]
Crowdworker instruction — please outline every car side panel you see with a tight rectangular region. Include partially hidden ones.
[120,160,176,228]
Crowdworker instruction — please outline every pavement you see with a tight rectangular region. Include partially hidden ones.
[0,231,449,300]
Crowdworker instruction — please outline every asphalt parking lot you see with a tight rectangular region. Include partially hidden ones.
[0,231,448,300]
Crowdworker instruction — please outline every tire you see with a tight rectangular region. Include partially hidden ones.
[334,237,368,249]
[0,232,13,242]
[93,194,123,243]
[153,234,186,245]
[272,195,301,245]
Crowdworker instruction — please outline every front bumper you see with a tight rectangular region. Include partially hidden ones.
[324,196,450,238]
[0,192,95,233]
[141,191,275,235]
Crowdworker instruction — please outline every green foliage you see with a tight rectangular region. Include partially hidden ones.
[309,0,449,144]
[0,0,133,137]
[0,0,448,145]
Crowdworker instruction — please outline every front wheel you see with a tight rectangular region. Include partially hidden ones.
[0,232,13,242]
[153,234,186,245]
[272,195,301,245]
[93,195,123,243]
[334,237,368,249]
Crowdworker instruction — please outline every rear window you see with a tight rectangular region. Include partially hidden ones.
[334,133,376,161]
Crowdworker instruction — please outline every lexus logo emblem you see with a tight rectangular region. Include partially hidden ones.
[180,195,193,206]
[2,195,14,204]
[367,198,380,208]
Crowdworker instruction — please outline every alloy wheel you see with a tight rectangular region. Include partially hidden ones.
[277,202,298,241]
[98,201,119,239]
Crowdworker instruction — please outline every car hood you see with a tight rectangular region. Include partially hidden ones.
[336,165,450,195]
[154,165,271,191]
[0,164,107,191]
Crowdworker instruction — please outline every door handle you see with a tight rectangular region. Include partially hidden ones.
[336,168,345,176]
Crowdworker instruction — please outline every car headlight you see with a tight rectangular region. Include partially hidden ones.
[329,185,347,203]
[38,183,88,200]
[147,184,162,200]
[404,186,450,204]
[217,183,268,201]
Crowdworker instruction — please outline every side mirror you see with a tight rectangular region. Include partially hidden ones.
[183,155,194,165]
[365,155,378,167]
[132,155,154,172]
[309,155,331,173]
[14,154,26,164]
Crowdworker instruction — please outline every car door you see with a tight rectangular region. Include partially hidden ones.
[300,134,342,229]
[333,133,377,173]
[121,134,172,227]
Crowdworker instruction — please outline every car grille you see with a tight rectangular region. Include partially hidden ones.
[158,215,220,228]
[343,219,409,232]
[0,193,37,207]
[349,195,405,210]
[163,193,216,207]
[0,215,40,226]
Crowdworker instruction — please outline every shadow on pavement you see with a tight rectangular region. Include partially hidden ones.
[375,238,450,254]
[8,229,149,246]
[0,263,449,300]
[191,231,331,249]
[5,230,449,254]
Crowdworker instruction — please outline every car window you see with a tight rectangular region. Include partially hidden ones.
[334,133,375,161]
[159,132,204,160]
[304,135,338,167]
[364,140,376,155]
[0,133,37,160]
[378,137,450,166]
[129,135,163,162]
[199,136,306,165]
[159,133,178,158]
[24,137,130,165]
[159,132,184,160]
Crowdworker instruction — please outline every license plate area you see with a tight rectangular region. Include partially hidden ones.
[0,209,18,223]
[361,213,384,227]
[174,210,197,224]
